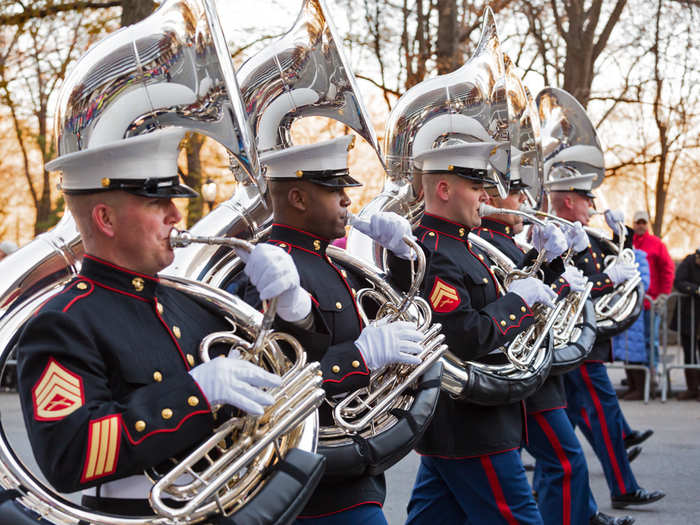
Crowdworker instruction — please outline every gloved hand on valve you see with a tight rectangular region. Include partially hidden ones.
[239,243,311,322]
[606,263,638,286]
[354,320,423,371]
[189,353,282,416]
[531,222,568,262]
[507,276,557,308]
[562,265,588,293]
[604,209,625,236]
[562,221,589,253]
[351,212,416,260]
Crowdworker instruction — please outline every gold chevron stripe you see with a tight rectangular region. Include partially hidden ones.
[84,416,120,480]
[33,360,83,420]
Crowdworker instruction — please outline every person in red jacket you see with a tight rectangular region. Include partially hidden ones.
[630,210,674,397]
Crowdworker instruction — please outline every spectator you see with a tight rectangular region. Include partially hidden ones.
[0,241,18,261]
[631,210,674,380]
[670,248,700,400]
[613,248,651,400]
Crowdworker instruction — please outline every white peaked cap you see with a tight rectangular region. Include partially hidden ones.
[414,141,505,172]
[261,135,361,188]
[46,128,196,198]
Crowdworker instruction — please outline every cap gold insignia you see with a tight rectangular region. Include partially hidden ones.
[132,277,144,292]
[347,136,356,151]
[313,240,321,251]
[101,177,110,188]
[459,228,465,237]
[296,170,303,178]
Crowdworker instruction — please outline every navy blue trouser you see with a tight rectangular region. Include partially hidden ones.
[295,503,386,525]
[526,408,597,525]
[406,450,543,525]
[565,362,640,497]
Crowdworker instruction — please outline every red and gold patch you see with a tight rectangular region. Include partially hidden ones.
[429,277,461,313]
[32,358,84,421]
[82,415,121,482]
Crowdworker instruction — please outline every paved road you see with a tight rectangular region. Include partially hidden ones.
[1,367,698,524]
[384,368,700,524]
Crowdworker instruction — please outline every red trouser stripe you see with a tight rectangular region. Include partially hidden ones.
[480,455,519,525]
[580,408,592,430]
[534,413,571,525]
[579,364,627,494]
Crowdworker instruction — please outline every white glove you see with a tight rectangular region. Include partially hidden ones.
[507,276,557,308]
[240,244,311,322]
[606,263,638,286]
[562,265,587,293]
[351,212,415,260]
[562,221,589,252]
[354,320,423,370]
[189,355,282,416]
[604,209,625,235]
[531,222,568,262]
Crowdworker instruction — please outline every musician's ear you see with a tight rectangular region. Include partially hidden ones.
[287,186,308,212]
[92,203,117,238]
[435,177,451,202]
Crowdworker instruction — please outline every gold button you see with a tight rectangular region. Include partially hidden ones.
[505,226,511,234]
[341,270,347,278]
[584,258,589,263]
[101,177,110,188]
[482,277,489,284]
[352,360,360,368]
[296,170,303,177]
[596,263,601,270]
[459,228,465,237]
[156,302,163,315]
[559,278,565,283]
[521,306,527,312]
[500,320,506,326]
[279,243,287,248]
[331,365,340,373]
[605,278,611,283]
[592,252,597,258]
[173,326,181,338]
[187,396,199,407]
[134,420,146,432]
[596,281,602,286]
[187,354,195,366]
[313,240,321,251]
[161,408,173,420]
[153,371,163,382]
[132,277,144,292]
[551,283,557,289]
[448,164,455,171]
[478,254,485,260]
[335,302,342,310]
[76,282,88,290]
[509,314,516,320]
[428,231,436,237]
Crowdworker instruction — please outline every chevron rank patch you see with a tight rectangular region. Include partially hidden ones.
[429,277,461,313]
[32,358,84,421]
[82,415,121,482]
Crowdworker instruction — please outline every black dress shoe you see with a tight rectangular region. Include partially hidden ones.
[611,488,665,508]
[623,429,653,448]
[590,511,635,525]
[626,445,642,463]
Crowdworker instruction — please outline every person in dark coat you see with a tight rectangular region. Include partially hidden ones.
[404,142,568,525]
[14,128,319,518]
[670,248,700,399]
[234,135,425,525]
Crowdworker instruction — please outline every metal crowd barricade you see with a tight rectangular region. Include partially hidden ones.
[606,293,656,404]
[656,291,700,401]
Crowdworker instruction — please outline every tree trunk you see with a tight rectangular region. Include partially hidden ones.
[436,0,458,75]
[120,0,156,26]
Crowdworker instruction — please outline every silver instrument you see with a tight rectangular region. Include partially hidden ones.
[478,203,596,373]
